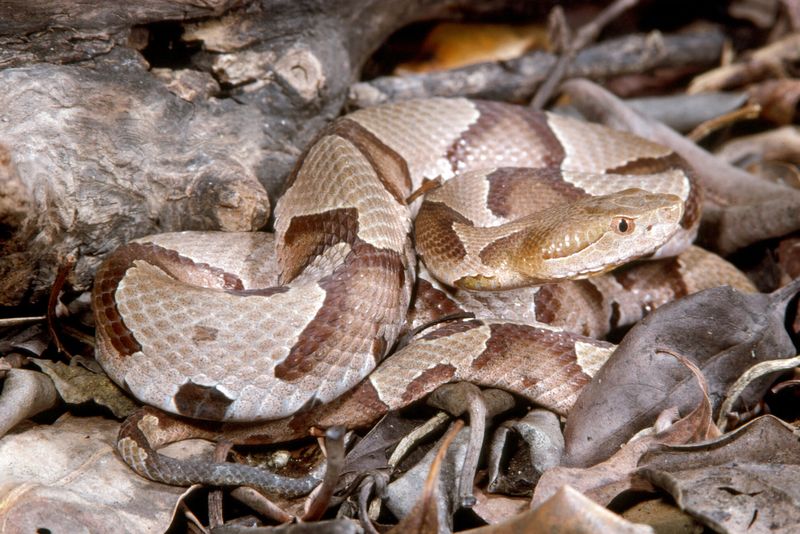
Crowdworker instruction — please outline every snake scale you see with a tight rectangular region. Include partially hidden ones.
[92,98,754,493]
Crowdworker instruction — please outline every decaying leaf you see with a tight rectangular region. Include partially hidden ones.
[33,358,139,418]
[638,415,800,533]
[467,485,653,534]
[0,414,211,533]
[564,281,800,467]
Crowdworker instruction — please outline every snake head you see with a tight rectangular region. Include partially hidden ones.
[510,188,684,282]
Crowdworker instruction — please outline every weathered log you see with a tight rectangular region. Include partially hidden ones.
[348,30,724,107]
[0,0,535,304]
[0,1,246,69]
[0,50,270,304]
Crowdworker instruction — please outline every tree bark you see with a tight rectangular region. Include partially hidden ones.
[0,0,535,304]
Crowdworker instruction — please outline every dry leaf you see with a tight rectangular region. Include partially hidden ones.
[394,23,546,74]
[470,487,528,525]
[211,518,362,533]
[717,355,800,431]
[638,415,800,533]
[467,485,653,534]
[564,281,799,467]
[486,409,563,496]
[338,411,423,490]
[0,324,48,357]
[0,414,211,533]
[534,353,719,507]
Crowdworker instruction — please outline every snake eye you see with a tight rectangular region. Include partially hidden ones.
[612,217,635,234]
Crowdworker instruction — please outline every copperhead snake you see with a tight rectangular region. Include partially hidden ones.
[92,98,754,493]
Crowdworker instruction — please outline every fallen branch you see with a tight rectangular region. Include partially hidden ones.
[348,30,724,108]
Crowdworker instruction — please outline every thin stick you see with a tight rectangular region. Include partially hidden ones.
[47,255,76,359]
[302,426,347,521]
[531,0,640,109]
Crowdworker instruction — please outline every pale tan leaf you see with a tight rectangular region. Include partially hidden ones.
[466,485,653,533]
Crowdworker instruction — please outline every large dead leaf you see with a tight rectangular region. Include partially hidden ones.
[564,281,800,467]
[638,415,800,533]
[0,414,209,533]
[466,485,653,533]
[534,353,718,507]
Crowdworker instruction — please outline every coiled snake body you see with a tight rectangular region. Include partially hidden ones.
[93,98,745,491]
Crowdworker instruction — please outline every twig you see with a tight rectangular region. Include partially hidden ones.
[47,255,76,359]
[302,426,347,521]
[625,91,747,132]
[687,103,762,142]
[0,316,46,327]
[209,441,234,528]
[230,487,293,524]
[531,0,640,108]
[689,33,800,93]
[394,312,475,351]
[405,177,443,204]
[357,473,387,534]
[427,383,486,508]
[180,502,210,534]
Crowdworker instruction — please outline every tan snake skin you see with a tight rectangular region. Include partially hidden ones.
[90,97,737,492]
